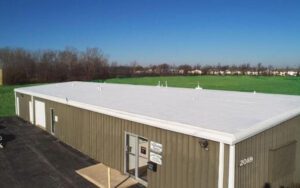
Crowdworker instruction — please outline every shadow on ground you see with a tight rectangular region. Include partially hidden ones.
[0,116,145,188]
[0,116,97,188]
[0,133,16,147]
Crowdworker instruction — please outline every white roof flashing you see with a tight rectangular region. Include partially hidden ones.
[15,81,300,144]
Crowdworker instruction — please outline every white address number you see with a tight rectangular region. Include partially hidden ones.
[239,156,254,167]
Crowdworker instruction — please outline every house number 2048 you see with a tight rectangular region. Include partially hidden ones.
[239,156,254,167]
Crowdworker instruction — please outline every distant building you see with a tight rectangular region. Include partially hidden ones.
[208,70,214,75]
[287,71,297,76]
[279,71,287,76]
[188,69,203,75]
[133,70,144,74]
[270,70,280,76]
[245,71,258,76]
[178,69,185,74]
[232,70,242,75]
[145,69,153,74]
[225,70,232,75]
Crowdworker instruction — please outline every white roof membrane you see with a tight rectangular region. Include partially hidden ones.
[15,81,300,144]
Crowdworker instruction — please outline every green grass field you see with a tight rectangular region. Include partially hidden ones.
[0,84,37,117]
[0,85,20,117]
[1,76,300,117]
[104,76,300,95]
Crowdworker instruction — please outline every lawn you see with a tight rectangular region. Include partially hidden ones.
[104,76,300,95]
[1,76,300,117]
[0,85,19,117]
[0,84,37,117]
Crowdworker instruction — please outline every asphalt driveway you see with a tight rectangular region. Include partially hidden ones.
[0,117,97,188]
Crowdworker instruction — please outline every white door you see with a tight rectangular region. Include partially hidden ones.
[126,134,137,176]
[35,100,46,128]
[125,133,149,186]
[16,96,20,116]
[29,101,33,123]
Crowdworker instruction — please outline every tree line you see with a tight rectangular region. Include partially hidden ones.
[0,47,299,85]
[0,47,111,85]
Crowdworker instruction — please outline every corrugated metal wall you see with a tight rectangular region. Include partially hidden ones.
[235,116,300,188]
[16,92,31,122]
[223,144,229,188]
[26,96,221,188]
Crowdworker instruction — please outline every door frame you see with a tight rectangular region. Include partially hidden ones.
[50,108,55,135]
[29,100,34,124]
[124,132,148,186]
[16,96,20,116]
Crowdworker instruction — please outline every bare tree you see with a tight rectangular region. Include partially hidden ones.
[157,63,170,75]
[178,64,192,75]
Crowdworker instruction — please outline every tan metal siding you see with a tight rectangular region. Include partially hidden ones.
[16,92,31,122]
[223,144,229,188]
[31,96,220,188]
[235,115,300,188]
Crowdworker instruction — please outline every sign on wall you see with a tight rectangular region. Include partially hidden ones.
[239,156,254,167]
[149,141,163,165]
[150,152,162,165]
[150,141,163,154]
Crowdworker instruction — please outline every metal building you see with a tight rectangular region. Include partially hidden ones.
[15,81,300,188]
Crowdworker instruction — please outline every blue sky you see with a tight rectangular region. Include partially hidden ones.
[0,0,300,66]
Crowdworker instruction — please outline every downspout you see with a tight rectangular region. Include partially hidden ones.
[218,142,225,188]
[228,145,235,188]
[14,91,17,115]
[31,95,34,124]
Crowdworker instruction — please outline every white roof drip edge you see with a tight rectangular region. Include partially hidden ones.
[15,88,300,145]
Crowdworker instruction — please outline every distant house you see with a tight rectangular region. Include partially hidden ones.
[279,71,287,76]
[169,68,178,74]
[287,71,297,76]
[134,70,144,74]
[145,68,153,74]
[232,70,242,75]
[212,71,218,75]
[188,69,203,75]
[225,70,232,75]
[270,70,280,76]
[208,70,214,75]
[178,69,185,74]
[245,71,258,76]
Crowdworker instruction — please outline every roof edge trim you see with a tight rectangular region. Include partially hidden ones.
[15,88,235,144]
[233,107,300,144]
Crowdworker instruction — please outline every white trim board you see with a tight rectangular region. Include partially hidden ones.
[218,142,225,188]
[228,145,235,188]
[14,91,19,116]
[14,88,300,145]
[15,88,234,144]
[29,100,33,123]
